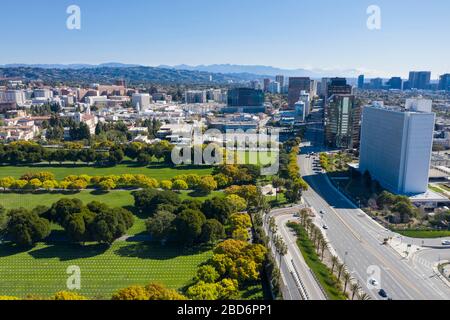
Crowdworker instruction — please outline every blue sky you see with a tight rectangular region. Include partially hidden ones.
[0,0,449,78]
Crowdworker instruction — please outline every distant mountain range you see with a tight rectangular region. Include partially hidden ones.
[158,64,372,79]
[0,62,379,79]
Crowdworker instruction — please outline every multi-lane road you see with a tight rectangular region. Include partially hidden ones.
[291,107,450,300]
[300,153,450,300]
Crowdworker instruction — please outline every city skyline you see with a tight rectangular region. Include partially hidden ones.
[1,0,450,78]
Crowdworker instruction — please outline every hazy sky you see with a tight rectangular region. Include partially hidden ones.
[0,0,449,78]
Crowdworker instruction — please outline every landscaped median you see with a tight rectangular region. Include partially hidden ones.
[286,222,347,300]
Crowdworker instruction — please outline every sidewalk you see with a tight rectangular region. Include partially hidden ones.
[388,236,423,260]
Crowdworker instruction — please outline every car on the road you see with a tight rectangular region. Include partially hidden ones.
[442,240,450,246]
[320,210,326,214]
[323,224,329,230]
[378,289,388,298]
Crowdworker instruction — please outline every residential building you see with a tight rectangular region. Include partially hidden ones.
[0,90,26,105]
[359,102,435,195]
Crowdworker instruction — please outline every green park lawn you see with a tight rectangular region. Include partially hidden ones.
[395,230,450,239]
[0,190,135,210]
[0,162,213,181]
[0,241,212,299]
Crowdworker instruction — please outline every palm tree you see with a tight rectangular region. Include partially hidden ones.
[351,282,362,300]
[268,217,277,235]
[320,238,328,260]
[343,272,351,293]
[315,233,323,253]
[337,263,346,281]
[300,210,308,226]
[357,292,371,300]
[305,218,313,236]
[311,227,319,244]
[331,256,339,273]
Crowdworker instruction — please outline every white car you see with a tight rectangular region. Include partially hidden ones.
[442,240,450,246]
[323,224,329,230]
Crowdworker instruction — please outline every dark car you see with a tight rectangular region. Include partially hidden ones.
[378,289,388,298]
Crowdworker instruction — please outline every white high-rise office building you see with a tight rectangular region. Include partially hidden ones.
[359,102,435,195]
[268,81,281,94]
[294,100,306,122]
[298,90,310,116]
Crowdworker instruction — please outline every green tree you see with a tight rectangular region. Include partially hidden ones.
[200,219,225,244]
[112,286,150,300]
[6,208,51,246]
[173,209,206,245]
[145,211,176,241]
[196,176,218,195]
[201,197,233,224]
[98,179,117,191]
[160,180,173,190]
[53,291,88,300]
[225,194,247,212]
[195,265,220,284]
[172,179,188,191]
[186,281,219,300]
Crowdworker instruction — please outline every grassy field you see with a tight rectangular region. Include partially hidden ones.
[395,230,450,239]
[0,241,212,299]
[288,222,347,300]
[0,162,213,181]
[0,190,135,210]
[0,190,224,211]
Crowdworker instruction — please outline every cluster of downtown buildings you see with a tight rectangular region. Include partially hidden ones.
[1,71,450,203]
[357,71,450,91]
